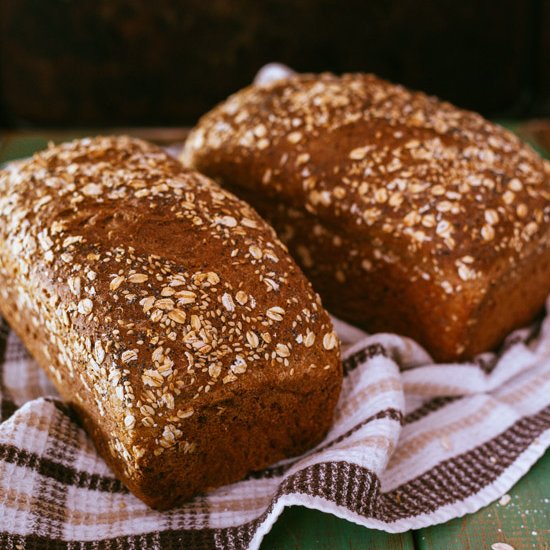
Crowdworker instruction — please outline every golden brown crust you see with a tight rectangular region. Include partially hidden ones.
[183,72,550,361]
[0,136,341,509]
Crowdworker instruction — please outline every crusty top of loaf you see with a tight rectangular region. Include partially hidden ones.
[184,73,550,295]
[0,136,338,468]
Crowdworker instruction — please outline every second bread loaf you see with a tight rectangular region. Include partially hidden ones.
[183,73,550,361]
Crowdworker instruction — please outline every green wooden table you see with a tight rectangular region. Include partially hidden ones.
[1,129,549,550]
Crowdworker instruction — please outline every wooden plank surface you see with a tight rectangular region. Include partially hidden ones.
[414,451,550,550]
[0,135,52,163]
[261,507,415,550]
[1,130,549,550]
[0,128,189,163]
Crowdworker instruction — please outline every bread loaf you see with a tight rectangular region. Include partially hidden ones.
[183,73,550,362]
[0,136,341,509]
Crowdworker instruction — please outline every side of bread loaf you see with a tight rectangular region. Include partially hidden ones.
[183,73,550,361]
[0,136,341,509]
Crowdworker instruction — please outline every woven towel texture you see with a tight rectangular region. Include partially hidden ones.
[1,299,550,549]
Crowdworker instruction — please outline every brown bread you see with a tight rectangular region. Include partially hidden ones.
[183,73,550,361]
[0,136,341,509]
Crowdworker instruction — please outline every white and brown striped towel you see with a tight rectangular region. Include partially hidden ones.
[1,295,550,549]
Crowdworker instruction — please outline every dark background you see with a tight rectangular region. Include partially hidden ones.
[0,0,549,128]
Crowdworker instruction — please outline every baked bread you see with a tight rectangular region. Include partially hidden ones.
[183,72,550,362]
[0,136,341,509]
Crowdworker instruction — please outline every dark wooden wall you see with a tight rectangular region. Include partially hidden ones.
[0,0,548,128]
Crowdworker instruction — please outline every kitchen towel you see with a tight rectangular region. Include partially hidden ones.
[1,299,550,549]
